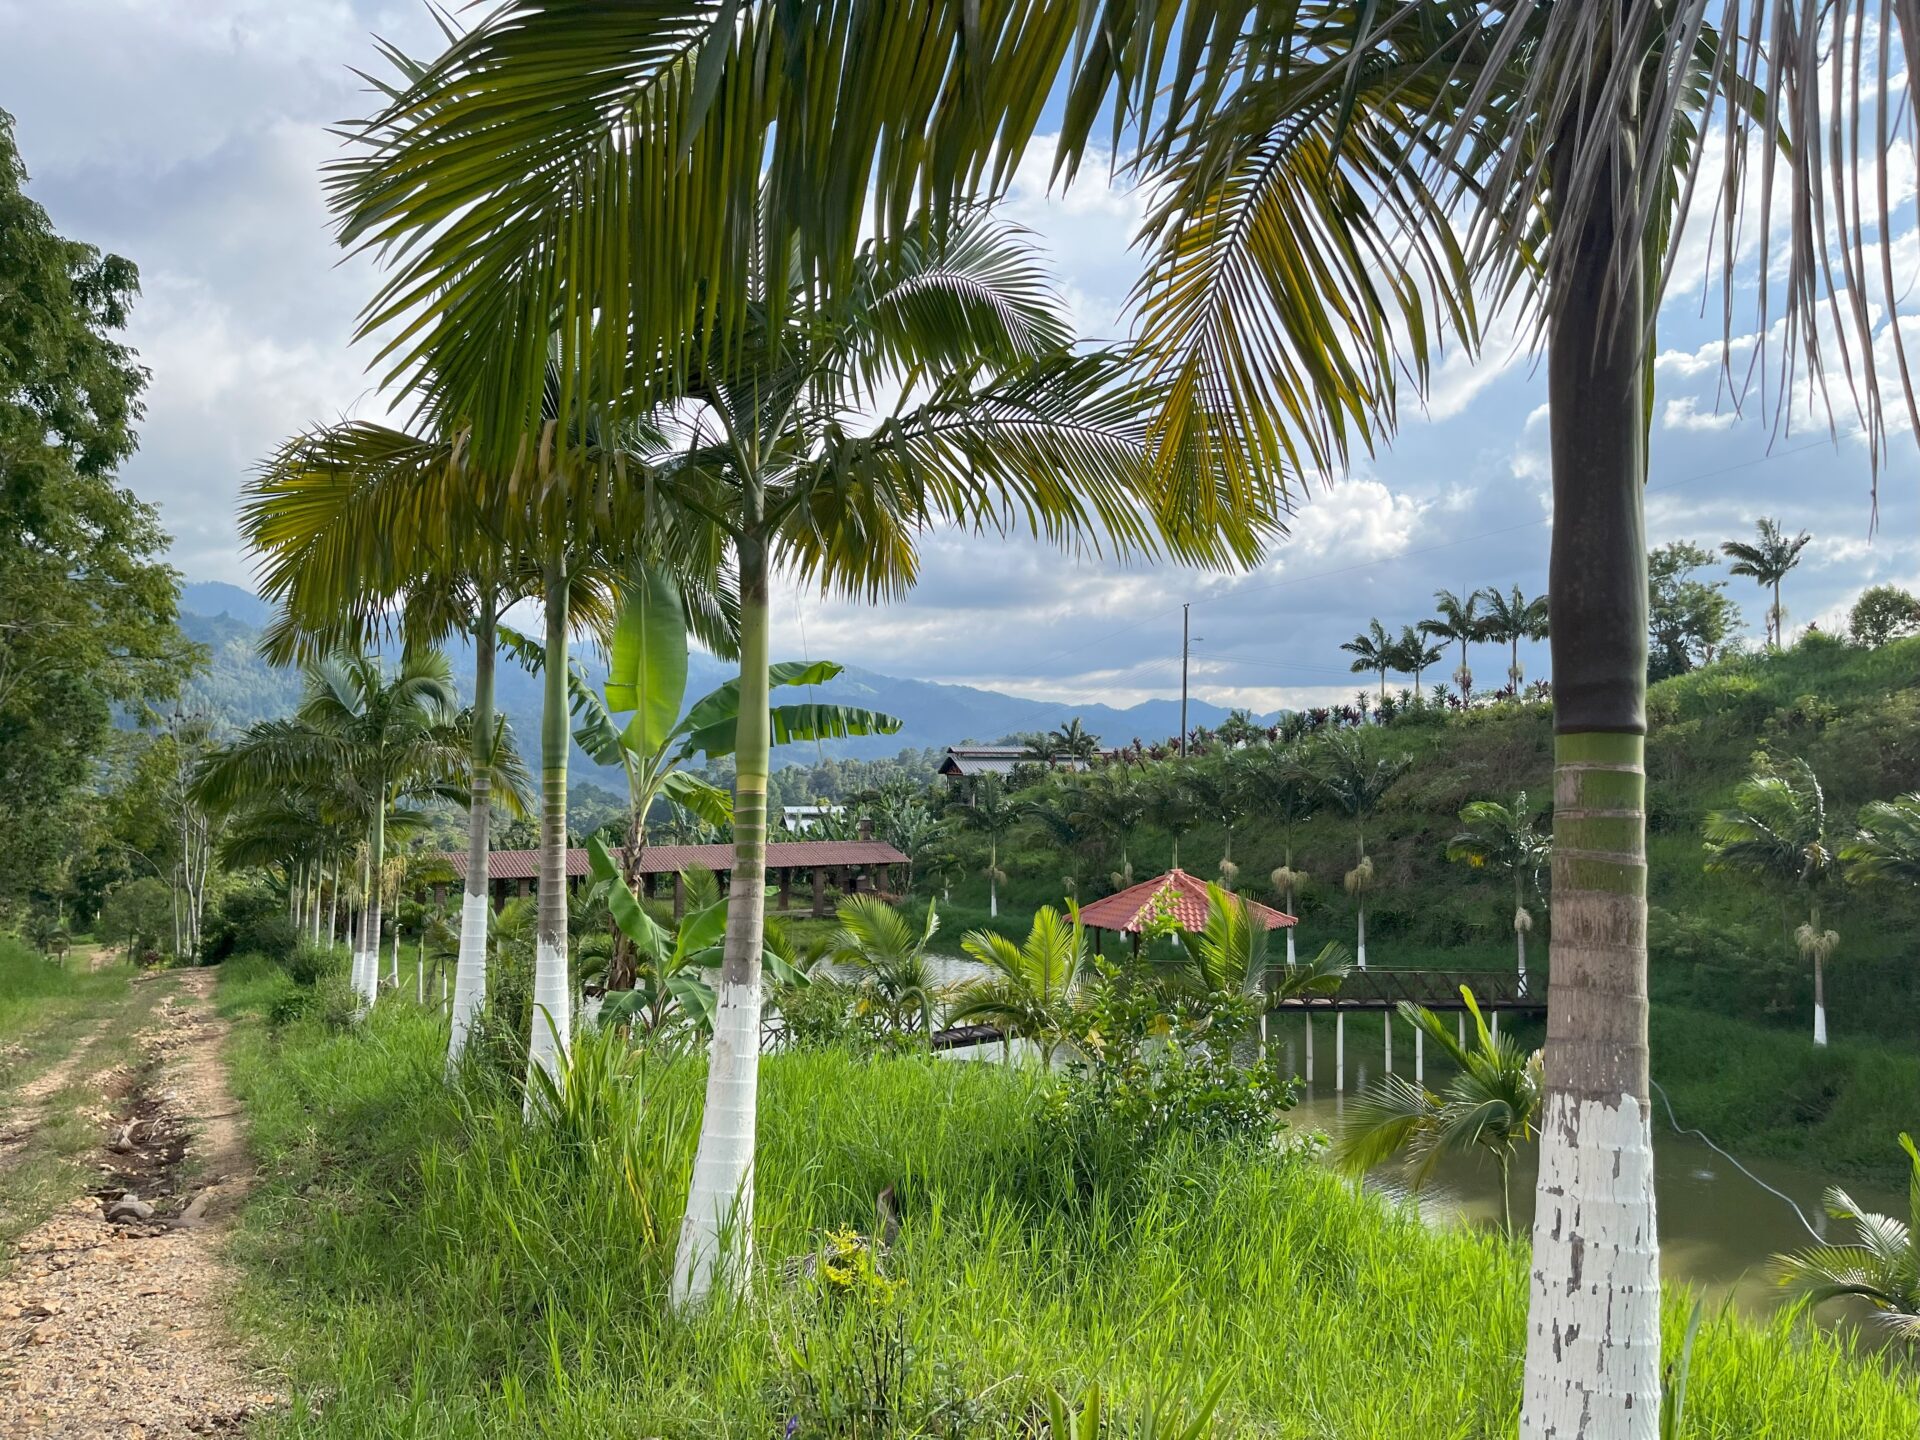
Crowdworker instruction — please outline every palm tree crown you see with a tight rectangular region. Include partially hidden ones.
[1419,589,1486,698]
[1479,585,1549,693]
[1341,618,1397,700]
[1722,518,1813,649]
[1773,1132,1920,1341]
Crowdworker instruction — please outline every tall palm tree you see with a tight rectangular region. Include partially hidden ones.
[1141,766,1201,872]
[192,646,471,1005]
[1333,988,1544,1236]
[1773,1132,1920,1341]
[1253,755,1321,972]
[1480,586,1551,695]
[1722,518,1813,650]
[242,420,592,1067]
[1317,731,1412,970]
[954,771,1018,919]
[1340,618,1397,702]
[1705,758,1846,1045]
[623,205,1256,1309]
[952,904,1087,1066]
[1393,625,1446,698]
[1046,717,1102,765]
[1071,768,1149,892]
[1418,589,1486,702]
[1447,792,1551,990]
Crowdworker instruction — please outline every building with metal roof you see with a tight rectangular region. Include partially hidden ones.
[936,744,1112,779]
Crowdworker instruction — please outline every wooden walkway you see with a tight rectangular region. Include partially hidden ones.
[1268,968,1542,1014]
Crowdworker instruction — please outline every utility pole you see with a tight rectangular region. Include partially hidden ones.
[1180,603,1190,757]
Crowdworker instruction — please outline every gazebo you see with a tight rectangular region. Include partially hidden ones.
[1077,867,1295,948]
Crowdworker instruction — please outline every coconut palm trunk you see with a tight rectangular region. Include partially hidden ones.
[674,520,771,1308]
[527,562,573,1101]
[449,593,497,1068]
[1514,872,1528,986]
[1521,120,1660,1438]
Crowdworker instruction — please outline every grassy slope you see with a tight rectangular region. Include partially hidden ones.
[219,960,1912,1438]
[932,634,1920,1186]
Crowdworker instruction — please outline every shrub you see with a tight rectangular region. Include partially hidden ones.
[203,882,300,964]
[97,877,174,956]
[283,939,345,988]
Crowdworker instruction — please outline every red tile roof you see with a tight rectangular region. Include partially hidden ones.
[442,839,908,882]
[1076,868,1295,933]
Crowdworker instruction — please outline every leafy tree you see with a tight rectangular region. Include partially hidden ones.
[1722,517,1813,650]
[1649,542,1741,680]
[1418,589,1485,700]
[1479,585,1550,694]
[1446,792,1551,989]
[98,876,174,960]
[1340,618,1397,701]
[1333,989,1543,1235]
[1772,1132,1920,1341]
[1704,757,1845,1045]
[0,110,198,920]
[1848,585,1920,648]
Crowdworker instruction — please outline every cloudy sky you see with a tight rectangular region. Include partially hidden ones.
[6,2,1917,713]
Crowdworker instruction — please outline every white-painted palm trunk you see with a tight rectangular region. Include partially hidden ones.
[526,567,573,1110]
[674,522,773,1310]
[672,977,762,1306]
[449,890,491,1065]
[1354,903,1367,970]
[1812,952,1828,1045]
[527,938,572,1095]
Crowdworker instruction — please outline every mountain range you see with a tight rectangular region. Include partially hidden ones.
[176,581,1242,772]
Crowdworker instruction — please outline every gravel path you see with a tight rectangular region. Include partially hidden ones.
[0,970,280,1436]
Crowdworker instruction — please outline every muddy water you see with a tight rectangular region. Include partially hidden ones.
[1274,1010,1906,1337]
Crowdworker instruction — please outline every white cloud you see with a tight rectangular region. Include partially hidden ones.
[1662,396,1739,432]
[1278,478,1425,562]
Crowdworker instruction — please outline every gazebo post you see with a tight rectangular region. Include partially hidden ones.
[673,872,685,922]
[811,866,825,918]
[779,868,793,912]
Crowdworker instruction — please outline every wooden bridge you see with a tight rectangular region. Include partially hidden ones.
[1267,968,1542,1015]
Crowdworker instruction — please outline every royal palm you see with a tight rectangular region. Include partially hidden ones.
[1722,518,1812,650]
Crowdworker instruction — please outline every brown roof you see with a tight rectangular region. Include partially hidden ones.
[1076,868,1295,933]
[443,838,909,882]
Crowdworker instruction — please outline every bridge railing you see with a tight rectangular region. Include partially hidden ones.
[1268,968,1539,1011]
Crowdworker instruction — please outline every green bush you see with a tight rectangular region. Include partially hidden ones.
[203,882,300,964]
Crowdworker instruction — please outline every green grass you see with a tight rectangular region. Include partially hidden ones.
[0,937,126,1047]
[221,958,1915,1438]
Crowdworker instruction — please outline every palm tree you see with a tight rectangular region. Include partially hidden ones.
[1446,793,1551,991]
[1392,626,1446,698]
[830,897,944,1042]
[192,646,471,1006]
[1316,732,1411,970]
[952,904,1087,1065]
[1177,881,1348,1054]
[1773,1133,1920,1341]
[1844,795,1920,889]
[1418,589,1486,702]
[1333,989,1544,1235]
[953,772,1017,920]
[1723,518,1813,650]
[1480,586,1551,695]
[1181,750,1256,886]
[1046,717,1102,765]
[1071,768,1149,892]
[242,419,609,1068]
[1705,758,1846,1045]
[1141,766,1201,872]
[1341,618,1397,702]
[1250,752,1322,973]
[627,208,1252,1308]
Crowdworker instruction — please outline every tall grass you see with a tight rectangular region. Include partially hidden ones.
[220,958,1914,1438]
[0,937,125,1044]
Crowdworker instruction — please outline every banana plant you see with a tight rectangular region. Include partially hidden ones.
[505,567,901,986]
[587,836,812,1034]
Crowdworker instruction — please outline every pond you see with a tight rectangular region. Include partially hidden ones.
[1275,1010,1907,1341]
